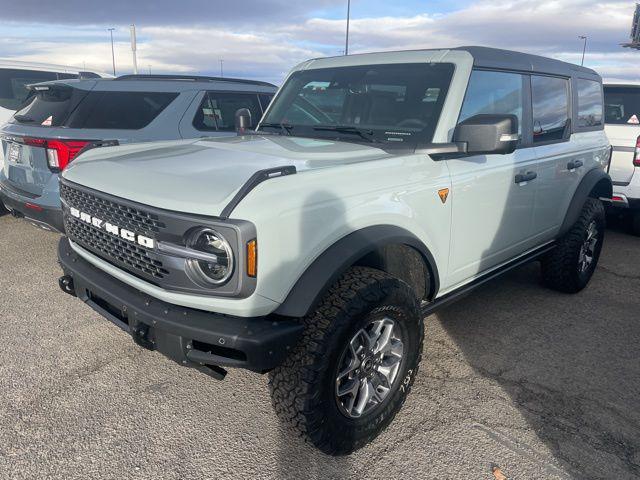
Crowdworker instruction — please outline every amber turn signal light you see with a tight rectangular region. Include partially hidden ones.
[247,239,257,277]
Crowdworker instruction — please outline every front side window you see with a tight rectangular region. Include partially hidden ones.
[576,79,603,128]
[532,75,570,143]
[459,70,524,135]
[603,86,640,125]
[260,63,455,147]
[0,69,59,110]
[193,92,262,131]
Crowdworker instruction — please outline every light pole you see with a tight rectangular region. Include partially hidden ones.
[108,28,116,76]
[345,0,351,55]
[579,35,588,66]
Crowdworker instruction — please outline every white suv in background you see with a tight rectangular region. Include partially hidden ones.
[0,59,107,212]
[604,82,640,235]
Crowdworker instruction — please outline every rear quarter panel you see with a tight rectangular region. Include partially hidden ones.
[605,124,638,184]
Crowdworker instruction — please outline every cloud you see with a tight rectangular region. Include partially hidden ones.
[0,0,345,25]
[0,0,638,83]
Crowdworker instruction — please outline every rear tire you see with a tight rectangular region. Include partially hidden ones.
[268,266,423,455]
[541,198,605,293]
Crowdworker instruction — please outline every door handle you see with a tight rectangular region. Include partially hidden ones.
[515,171,537,184]
[567,160,583,170]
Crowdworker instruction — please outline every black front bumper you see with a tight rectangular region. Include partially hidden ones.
[0,183,64,233]
[58,237,303,376]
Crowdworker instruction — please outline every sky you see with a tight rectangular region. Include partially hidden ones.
[0,0,638,84]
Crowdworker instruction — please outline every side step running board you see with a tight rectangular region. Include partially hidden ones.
[421,243,555,317]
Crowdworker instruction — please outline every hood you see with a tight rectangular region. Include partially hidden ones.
[63,135,392,216]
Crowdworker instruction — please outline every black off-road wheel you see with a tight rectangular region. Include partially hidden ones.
[541,198,605,293]
[268,266,423,455]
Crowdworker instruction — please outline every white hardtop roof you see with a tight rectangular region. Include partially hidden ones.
[0,58,112,77]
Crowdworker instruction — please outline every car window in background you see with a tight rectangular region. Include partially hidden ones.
[576,79,603,128]
[258,94,274,112]
[12,85,88,126]
[459,70,524,136]
[65,91,179,129]
[532,75,570,143]
[0,69,58,110]
[193,92,262,131]
[604,86,640,125]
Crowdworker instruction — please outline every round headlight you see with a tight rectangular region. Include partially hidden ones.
[186,228,234,285]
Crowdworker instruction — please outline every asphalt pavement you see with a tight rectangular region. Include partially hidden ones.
[0,213,639,479]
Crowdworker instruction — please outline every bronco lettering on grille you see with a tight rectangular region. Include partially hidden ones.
[69,207,156,249]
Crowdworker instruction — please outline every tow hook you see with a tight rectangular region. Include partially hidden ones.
[58,275,76,296]
[131,322,155,351]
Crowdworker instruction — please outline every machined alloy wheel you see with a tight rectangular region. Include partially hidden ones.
[268,266,424,455]
[335,317,405,418]
[578,220,598,273]
[541,198,605,293]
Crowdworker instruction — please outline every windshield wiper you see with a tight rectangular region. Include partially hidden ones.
[312,125,379,143]
[13,114,37,123]
[259,122,294,136]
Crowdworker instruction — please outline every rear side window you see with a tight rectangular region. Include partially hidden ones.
[576,79,603,128]
[193,92,262,131]
[604,86,640,125]
[12,86,88,126]
[0,69,58,110]
[532,76,570,143]
[459,70,524,135]
[65,91,178,129]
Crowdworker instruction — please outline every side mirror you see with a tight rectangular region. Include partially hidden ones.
[453,114,519,155]
[235,108,252,134]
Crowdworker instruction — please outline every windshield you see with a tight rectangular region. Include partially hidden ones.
[260,63,454,146]
[604,86,640,125]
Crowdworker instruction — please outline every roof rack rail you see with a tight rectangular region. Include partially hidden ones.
[114,74,276,88]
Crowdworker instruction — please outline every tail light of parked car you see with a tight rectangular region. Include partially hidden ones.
[634,136,640,167]
[22,138,117,172]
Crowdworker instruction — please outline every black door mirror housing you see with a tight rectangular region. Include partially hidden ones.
[453,114,519,155]
[235,108,253,134]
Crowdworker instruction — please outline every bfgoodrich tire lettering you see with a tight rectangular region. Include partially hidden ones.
[541,198,605,293]
[268,266,423,455]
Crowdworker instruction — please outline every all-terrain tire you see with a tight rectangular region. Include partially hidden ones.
[541,198,605,293]
[268,266,423,455]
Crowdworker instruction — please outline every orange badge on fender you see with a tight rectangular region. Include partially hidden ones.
[438,188,449,204]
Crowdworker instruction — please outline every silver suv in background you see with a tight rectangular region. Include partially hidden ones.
[604,82,640,235]
[0,74,277,231]
[0,59,108,214]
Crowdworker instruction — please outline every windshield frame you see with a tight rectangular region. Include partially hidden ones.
[258,62,456,150]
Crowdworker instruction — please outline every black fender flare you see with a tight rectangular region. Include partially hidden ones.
[274,225,439,318]
[559,168,612,237]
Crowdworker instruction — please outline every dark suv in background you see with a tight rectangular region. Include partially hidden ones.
[0,74,277,232]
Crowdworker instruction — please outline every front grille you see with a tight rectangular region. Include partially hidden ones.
[60,183,166,235]
[65,219,169,279]
[60,183,169,281]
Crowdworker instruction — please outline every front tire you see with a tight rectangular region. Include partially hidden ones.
[541,198,605,293]
[268,266,423,455]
